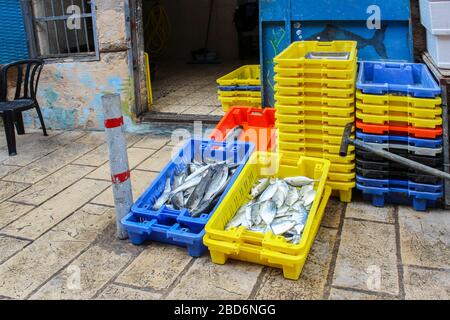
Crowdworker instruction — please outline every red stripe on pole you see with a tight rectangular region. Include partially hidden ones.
[111,170,130,184]
[104,116,124,128]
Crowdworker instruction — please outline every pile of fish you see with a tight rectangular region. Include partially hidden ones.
[225,176,317,244]
[152,159,239,217]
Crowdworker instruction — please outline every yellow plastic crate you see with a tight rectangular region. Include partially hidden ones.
[204,152,331,280]
[274,74,355,89]
[219,96,262,112]
[275,121,354,136]
[327,181,355,202]
[275,94,354,108]
[356,91,442,109]
[356,110,442,129]
[274,65,355,79]
[274,41,358,69]
[275,84,355,98]
[356,102,442,119]
[278,140,355,155]
[218,90,261,98]
[217,65,261,87]
[281,149,355,165]
[276,113,354,127]
[276,104,354,118]
[278,131,354,146]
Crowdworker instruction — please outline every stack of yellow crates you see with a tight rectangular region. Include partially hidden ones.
[217,65,262,112]
[274,41,357,202]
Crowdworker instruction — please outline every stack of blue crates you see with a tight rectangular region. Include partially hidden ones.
[355,62,444,211]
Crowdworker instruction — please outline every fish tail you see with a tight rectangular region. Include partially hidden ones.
[370,26,389,59]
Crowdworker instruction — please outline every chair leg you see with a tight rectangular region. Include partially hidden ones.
[35,105,48,136]
[14,111,25,135]
[3,111,17,156]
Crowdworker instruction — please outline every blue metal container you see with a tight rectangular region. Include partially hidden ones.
[260,0,414,106]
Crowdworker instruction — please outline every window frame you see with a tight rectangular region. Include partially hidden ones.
[21,0,100,63]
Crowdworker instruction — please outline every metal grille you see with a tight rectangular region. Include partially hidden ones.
[27,0,99,60]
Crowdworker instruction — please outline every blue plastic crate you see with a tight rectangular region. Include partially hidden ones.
[122,139,255,256]
[357,176,443,211]
[356,130,443,148]
[356,175,443,193]
[357,62,441,98]
[218,85,262,92]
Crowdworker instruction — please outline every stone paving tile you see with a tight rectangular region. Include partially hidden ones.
[1,179,110,240]
[403,265,450,300]
[75,131,106,146]
[97,284,162,300]
[345,201,395,224]
[166,256,262,300]
[177,96,203,106]
[136,146,175,172]
[0,131,85,167]
[398,207,450,270]
[4,142,97,184]
[255,227,337,300]
[72,144,108,167]
[0,235,30,264]
[0,181,30,203]
[0,201,35,229]
[210,107,225,116]
[322,199,345,229]
[91,170,158,206]
[86,148,156,181]
[155,105,190,114]
[133,135,170,150]
[31,245,133,300]
[0,165,20,179]
[10,165,94,206]
[329,288,388,300]
[116,244,192,291]
[333,219,399,295]
[181,105,216,115]
[0,204,114,299]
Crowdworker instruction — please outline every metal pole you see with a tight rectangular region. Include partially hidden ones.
[102,94,133,240]
[441,84,450,207]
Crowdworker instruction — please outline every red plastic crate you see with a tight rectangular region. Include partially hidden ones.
[356,120,443,139]
[210,107,276,151]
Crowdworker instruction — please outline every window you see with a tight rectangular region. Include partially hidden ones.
[23,0,99,61]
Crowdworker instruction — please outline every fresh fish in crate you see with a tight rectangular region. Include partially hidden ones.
[153,177,172,210]
[224,175,319,244]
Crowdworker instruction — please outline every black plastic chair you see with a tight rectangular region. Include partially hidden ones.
[0,59,47,156]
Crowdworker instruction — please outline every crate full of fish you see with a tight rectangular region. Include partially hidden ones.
[204,152,332,280]
[122,139,255,257]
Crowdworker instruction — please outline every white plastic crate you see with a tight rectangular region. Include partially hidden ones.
[426,30,450,69]
[419,0,450,35]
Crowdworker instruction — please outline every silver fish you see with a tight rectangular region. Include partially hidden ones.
[271,220,296,235]
[203,164,228,200]
[259,183,278,202]
[185,164,211,183]
[170,175,202,197]
[153,177,172,210]
[171,173,186,210]
[251,178,270,198]
[284,176,316,187]
[303,189,316,207]
[299,184,314,197]
[272,180,289,208]
[285,186,300,207]
[251,202,262,225]
[260,201,277,225]
[226,205,247,229]
[186,168,214,212]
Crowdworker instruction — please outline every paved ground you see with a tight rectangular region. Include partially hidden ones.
[149,61,247,116]
[0,129,448,300]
